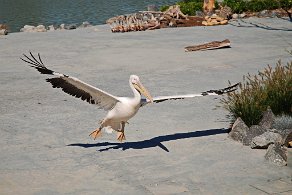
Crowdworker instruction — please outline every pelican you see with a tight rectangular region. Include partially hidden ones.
[21,52,238,142]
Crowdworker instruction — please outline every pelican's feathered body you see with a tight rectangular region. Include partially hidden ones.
[21,52,238,141]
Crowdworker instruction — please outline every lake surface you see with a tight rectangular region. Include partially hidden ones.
[0,0,177,32]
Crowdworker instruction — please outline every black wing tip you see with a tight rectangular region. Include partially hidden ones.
[21,52,54,75]
[204,82,240,95]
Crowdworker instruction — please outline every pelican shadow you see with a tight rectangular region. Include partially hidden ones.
[68,128,229,152]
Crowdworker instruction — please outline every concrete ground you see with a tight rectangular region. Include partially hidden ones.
[0,17,292,194]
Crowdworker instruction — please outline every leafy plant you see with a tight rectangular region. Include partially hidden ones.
[221,60,292,127]
[223,0,292,14]
[222,0,248,13]
[160,5,170,12]
[177,1,204,15]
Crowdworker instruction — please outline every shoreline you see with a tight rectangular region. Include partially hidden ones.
[1,17,292,194]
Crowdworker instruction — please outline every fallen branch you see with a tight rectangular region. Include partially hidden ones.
[185,39,231,52]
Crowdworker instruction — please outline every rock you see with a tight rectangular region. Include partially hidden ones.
[229,117,248,143]
[250,131,283,149]
[20,25,35,32]
[36,25,46,32]
[232,13,238,19]
[239,13,246,18]
[265,143,287,166]
[195,11,204,17]
[279,129,292,147]
[48,25,55,31]
[270,11,278,18]
[59,24,65,30]
[79,21,91,28]
[220,20,228,25]
[217,5,232,19]
[64,24,77,30]
[0,29,8,35]
[258,10,269,17]
[259,108,275,129]
[243,125,267,146]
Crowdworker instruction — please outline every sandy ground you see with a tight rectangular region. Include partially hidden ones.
[1,17,292,194]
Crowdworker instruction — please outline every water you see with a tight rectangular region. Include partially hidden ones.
[0,0,177,32]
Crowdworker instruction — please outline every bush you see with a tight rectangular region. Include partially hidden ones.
[222,0,248,13]
[160,5,170,12]
[177,1,204,15]
[223,0,292,13]
[221,60,292,127]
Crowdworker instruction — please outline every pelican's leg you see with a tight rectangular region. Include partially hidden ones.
[89,120,104,140]
[117,121,126,142]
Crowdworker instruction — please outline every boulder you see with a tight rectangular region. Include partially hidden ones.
[250,130,283,149]
[259,108,275,129]
[79,21,91,28]
[195,11,204,17]
[279,129,292,147]
[48,25,55,31]
[36,25,46,32]
[229,117,248,143]
[258,10,269,17]
[0,29,8,35]
[20,25,35,32]
[265,143,287,166]
[243,125,267,146]
[232,13,238,19]
[59,24,65,30]
[239,13,246,18]
[64,24,77,30]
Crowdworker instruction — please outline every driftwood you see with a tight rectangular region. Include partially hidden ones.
[185,39,231,52]
[106,5,204,33]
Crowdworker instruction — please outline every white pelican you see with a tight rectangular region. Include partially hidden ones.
[21,52,238,142]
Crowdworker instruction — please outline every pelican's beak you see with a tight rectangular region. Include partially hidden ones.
[134,82,154,103]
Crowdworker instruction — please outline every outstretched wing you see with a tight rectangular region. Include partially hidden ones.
[21,52,120,111]
[140,83,239,107]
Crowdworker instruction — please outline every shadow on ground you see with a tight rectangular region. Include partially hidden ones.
[229,19,292,31]
[68,128,229,152]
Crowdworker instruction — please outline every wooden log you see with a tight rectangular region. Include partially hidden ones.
[185,39,231,52]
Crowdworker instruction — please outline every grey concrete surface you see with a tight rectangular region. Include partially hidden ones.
[1,18,292,194]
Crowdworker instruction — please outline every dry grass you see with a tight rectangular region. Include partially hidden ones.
[221,59,292,127]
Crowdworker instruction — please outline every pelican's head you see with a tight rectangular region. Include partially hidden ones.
[130,75,153,103]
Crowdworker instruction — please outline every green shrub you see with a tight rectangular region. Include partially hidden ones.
[221,60,292,127]
[223,0,292,13]
[177,1,204,15]
[160,5,170,12]
[222,0,248,13]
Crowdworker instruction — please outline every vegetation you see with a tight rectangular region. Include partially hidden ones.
[222,0,292,19]
[221,59,292,127]
[160,0,219,15]
[160,0,291,20]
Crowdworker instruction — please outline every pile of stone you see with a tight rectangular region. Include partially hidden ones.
[20,21,92,33]
[0,24,9,35]
[229,108,292,166]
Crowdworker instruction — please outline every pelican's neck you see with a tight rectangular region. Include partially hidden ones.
[130,81,141,105]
